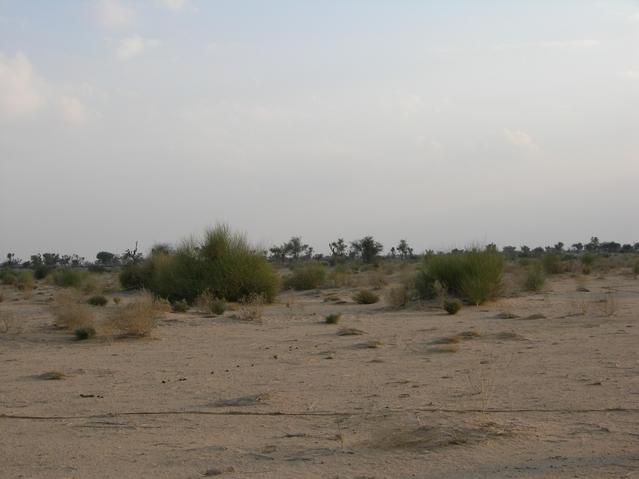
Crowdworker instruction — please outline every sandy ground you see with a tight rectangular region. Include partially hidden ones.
[1,272,638,478]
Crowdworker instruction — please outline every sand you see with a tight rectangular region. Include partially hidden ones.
[1,272,638,478]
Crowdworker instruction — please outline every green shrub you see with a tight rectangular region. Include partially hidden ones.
[171,299,189,313]
[75,326,96,340]
[88,264,107,274]
[87,295,108,306]
[14,271,34,291]
[443,298,462,315]
[34,265,53,280]
[198,290,226,315]
[50,268,87,288]
[541,252,563,274]
[284,262,326,290]
[143,224,279,303]
[634,260,639,278]
[0,268,17,285]
[417,247,503,305]
[523,264,545,291]
[119,263,152,290]
[353,289,379,304]
[325,313,341,324]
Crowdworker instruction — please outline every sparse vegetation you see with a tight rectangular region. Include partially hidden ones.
[541,252,563,275]
[284,262,326,290]
[87,295,108,306]
[325,313,341,324]
[106,293,163,337]
[236,293,265,321]
[633,260,639,278]
[14,270,34,291]
[75,326,96,340]
[523,264,546,292]
[386,285,410,308]
[197,290,226,315]
[353,289,379,304]
[49,268,88,288]
[52,293,95,331]
[443,298,462,315]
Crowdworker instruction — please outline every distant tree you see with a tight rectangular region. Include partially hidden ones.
[520,245,531,257]
[328,238,348,259]
[554,242,564,252]
[151,244,172,256]
[621,244,634,253]
[571,243,583,253]
[502,246,517,257]
[30,254,43,267]
[269,236,310,262]
[600,241,621,254]
[350,236,383,263]
[96,251,117,265]
[42,253,60,266]
[121,241,143,264]
[3,253,21,267]
[634,243,639,252]
[585,236,600,252]
[397,239,413,259]
[532,247,544,257]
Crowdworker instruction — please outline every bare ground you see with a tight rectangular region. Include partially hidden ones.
[1,273,638,478]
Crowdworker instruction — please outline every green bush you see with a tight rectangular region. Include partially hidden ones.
[523,264,545,291]
[34,265,54,280]
[325,313,341,324]
[87,295,108,306]
[417,247,503,305]
[119,262,152,290]
[284,262,326,290]
[14,271,35,291]
[443,298,462,315]
[541,252,563,275]
[0,268,17,285]
[353,289,379,304]
[50,268,87,288]
[75,326,96,340]
[142,225,279,303]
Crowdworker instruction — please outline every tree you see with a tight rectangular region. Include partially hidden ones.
[585,236,600,252]
[520,245,531,257]
[554,242,564,252]
[350,236,383,263]
[571,243,583,253]
[397,239,413,259]
[96,251,117,265]
[329,238,347,259]
[121,241,143,264]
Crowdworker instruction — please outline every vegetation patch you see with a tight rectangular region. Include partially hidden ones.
[353,289,379,304]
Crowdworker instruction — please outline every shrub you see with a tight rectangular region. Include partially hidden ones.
[237,293,265,321]
[328,264,353,287]
[0,292,3,303]
[34,265,53,280]
[541,252,563,275]
[112,296,122,304]
[353,289,379,304]
[142,225,279,304]
[88,264,107,274]
[443,298,462,315]
[106,294,162,337]
[368,270,387,290]
[87,295,108,306]
[0,268,16,285]
[325,313,341,324]
[386,285,409,308]
[284,262,326,291]
[75,326,96,340]
[14,271,34,291]
[417,247,503,305]
[119,263,151,290]
[171,299,189,312]
[197,290,226,315]
[523,264,546,291]
[50,268,87,288]
[52,293,94,330]
[633,260,639,278]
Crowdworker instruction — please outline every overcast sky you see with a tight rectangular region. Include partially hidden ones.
[1,0,638,260]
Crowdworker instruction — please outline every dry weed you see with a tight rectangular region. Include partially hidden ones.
[51,292,95,330]
[237,293,265,321]
[386,285,409,308]
[105,292,164,337]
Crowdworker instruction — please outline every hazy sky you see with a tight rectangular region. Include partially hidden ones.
[1,0,638,260]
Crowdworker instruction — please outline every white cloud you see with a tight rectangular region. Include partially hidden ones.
[97,0,135,30]
[161,0,188,11]
[0,51,43,118]
[504,129,535,148]
[116,36,161,61]
[495,40,600,50]
[59,96,88,125]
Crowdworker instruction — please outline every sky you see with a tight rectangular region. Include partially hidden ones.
[1,0,638,261]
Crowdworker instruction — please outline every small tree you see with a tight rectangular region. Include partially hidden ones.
[350,236,383,263]
[329,238,347,259]
[397,239,413,259]
[96,251,117,266]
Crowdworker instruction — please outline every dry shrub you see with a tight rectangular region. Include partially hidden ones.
[328,265,353,288]
[237,293,264,321]
[353,289,379,304]
[106,293,164,337]
[368,270,387,290]
[197,289,227,315]
[386,285,409,308]
[52,292,95,330]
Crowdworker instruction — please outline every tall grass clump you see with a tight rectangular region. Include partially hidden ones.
[523,263,546,292]
[416,247,503,305]
[541,252,563,275]
[284,262,326,290]
[14,271,35,291]
[106,293,162,337]
[142,224,279,304]
[50,268,88,288]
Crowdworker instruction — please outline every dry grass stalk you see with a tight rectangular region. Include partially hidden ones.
[51,292,95,330]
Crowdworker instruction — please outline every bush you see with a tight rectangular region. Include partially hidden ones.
[88,264,107,274]
[541,252,563,275]
[284,262,326,290]
[197,290,226,315]
[52,293,94,330]
[106,294,163,337]
[171,299,189,312]
[14,271,34,291]
[523,264,545,292]
[119,263,151,290]
[34,265,53,280]
[325,313,341,324]
[353,289,379,304]
[443,298,462,315]
[75,326,96,340]
[50,268,87,288]
[142,225,279,303]
[416,247,503,305]
[386,285,409,308]
[87,295,108,306]
[634,260,639,278]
